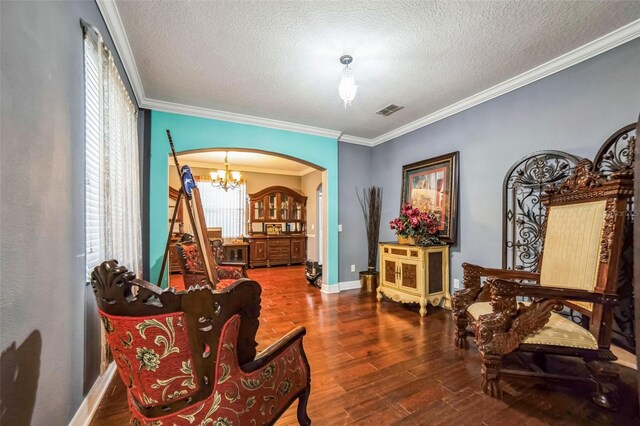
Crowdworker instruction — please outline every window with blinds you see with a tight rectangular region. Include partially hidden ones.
[84,32,103,278]
[196,181,247,238]
[83,26,141,279]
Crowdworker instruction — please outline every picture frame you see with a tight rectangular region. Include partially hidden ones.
[266,223,283,235]
[401,151,459,244]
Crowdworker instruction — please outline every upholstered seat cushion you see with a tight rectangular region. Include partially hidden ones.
[467,302,598,350]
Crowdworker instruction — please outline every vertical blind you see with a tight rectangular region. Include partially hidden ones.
[196,179,246,238]
[84,28,141,279]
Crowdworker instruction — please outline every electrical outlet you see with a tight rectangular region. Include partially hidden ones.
[350,264,355,272]
[453,278,460,289]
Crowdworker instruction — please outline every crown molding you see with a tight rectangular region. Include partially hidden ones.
[369,18,640,146]
[143,98,343,140]
[338,134,374,146]
[96,0,146,105]
[97,0,639,148]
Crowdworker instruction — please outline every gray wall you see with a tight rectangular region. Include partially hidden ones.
[372,38,640,290]
[1,1,138,424]
[338,142,372,282]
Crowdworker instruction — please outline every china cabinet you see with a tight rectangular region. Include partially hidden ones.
[247,186,307,267]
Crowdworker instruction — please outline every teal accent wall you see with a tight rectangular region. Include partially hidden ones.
[149,110,339,286]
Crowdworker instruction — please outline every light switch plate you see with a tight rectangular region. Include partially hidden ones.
[350,264,355,272]
[453,278,460,289]
[338,224,343,232]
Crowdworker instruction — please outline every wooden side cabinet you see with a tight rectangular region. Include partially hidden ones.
[377,243,450,316]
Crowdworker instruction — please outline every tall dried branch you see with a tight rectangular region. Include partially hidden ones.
[357,186,383,270]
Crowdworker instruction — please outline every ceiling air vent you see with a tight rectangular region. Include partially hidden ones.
[376,104,404,117]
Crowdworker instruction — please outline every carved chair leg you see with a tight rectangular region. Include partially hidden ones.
[480,353,503,399]
[296,385,311,425]
[585,359,619,411]
[454,315,469,349]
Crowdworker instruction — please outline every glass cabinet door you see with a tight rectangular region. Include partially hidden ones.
[292,201,303,221]
[254,199,265,220]
[268,194,277,220]
[280,194,289,220]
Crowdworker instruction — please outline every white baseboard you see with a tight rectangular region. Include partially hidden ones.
[338,280,361,291]
[69,362,116,426]
[320,283,340,294]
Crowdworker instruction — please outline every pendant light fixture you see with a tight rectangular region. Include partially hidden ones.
[338,55,357,108]
[209,152,241,191]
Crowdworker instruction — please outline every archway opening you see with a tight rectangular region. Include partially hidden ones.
[165,148,328,290]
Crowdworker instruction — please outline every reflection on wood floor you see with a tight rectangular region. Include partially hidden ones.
[91,265,639,425]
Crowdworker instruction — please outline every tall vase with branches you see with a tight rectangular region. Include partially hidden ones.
[357,186,383,274]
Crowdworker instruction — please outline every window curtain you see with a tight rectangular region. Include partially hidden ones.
[84,29,141,277]
[196,178,247,238]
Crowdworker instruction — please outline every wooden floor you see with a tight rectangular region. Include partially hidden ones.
[91,266,639,425]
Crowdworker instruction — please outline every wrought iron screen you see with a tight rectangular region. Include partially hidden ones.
[593,123,636,352]
[502,151,580,271]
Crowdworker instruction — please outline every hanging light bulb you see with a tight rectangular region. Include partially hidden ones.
[338,55,357,108]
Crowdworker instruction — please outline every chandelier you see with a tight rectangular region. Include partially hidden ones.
[210,152,241,191]
[338,55,357,108]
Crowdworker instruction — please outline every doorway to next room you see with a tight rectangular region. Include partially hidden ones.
[167,150,325,291]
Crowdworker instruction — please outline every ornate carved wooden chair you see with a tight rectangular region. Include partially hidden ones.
[451,159,633,408]
[91,259,311,425]
[175,241,247,289]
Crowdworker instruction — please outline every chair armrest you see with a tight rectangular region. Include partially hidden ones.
[219,261,247,267]
[241,326,307,372]
[452,264,540,318]
[462,263,540,282]
[487,278,617,305]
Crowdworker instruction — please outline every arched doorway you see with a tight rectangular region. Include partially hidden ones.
[148,110,338,287]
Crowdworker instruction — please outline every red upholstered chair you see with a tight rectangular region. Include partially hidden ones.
[91,259,311,425]
[175,241,246,289]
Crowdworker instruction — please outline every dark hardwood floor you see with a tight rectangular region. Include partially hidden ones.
[91,266,639,425]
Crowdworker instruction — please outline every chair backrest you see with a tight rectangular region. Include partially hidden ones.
[538,159,633,338]
[175,241,205,275]
[209,238,225,264]
[91,259,261,419]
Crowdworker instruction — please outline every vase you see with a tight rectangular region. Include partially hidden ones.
[359,270,378,293]
[397,235,416,245]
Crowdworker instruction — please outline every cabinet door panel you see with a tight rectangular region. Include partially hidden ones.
[291,238,305,260]
[383,259,398,287]
[427,251,443,294]
[399,259,422,295]
[251,240,268,261]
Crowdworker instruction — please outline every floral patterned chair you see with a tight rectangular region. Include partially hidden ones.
[91,259,311,425]
[175,241,247,289]
[451,160,633,409]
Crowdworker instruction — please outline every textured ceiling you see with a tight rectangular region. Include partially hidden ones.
[115,1,640,140]
[178,151,314,175]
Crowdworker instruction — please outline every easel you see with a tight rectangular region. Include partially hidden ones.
[157,130,219,288]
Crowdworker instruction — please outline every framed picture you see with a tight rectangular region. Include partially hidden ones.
[266,224,282,235]
[401,151,459,244]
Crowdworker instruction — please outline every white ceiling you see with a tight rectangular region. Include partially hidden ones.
[107,1,640,144]
[178,151,316,176]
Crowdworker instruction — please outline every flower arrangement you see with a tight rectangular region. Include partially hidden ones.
[390,203,441,245]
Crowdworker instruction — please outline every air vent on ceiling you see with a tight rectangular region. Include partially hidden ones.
[376,104,404,117]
